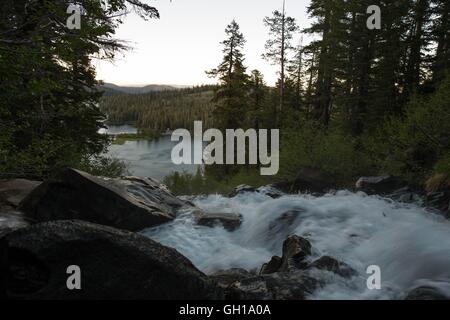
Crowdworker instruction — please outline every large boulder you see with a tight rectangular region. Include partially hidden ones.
[3,220,222,299]
[405,286,449,300]
[193,210,242,232]
[0,179,41,208]
[355,176,405,195]
[0,236,6,298]
[19,168,188,231]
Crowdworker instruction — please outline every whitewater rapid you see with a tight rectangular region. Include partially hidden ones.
[142,189,450,299]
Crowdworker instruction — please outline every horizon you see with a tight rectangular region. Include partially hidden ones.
[95,0,311,87]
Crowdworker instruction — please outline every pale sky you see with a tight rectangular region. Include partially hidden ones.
[95,0,312,87]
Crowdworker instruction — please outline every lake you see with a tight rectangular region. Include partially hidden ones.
[105,125,202,180]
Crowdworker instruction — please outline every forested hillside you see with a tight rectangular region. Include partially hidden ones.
[100,85,216,134]
[164,0,450,192]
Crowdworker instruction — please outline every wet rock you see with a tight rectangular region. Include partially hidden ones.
[19,168,188,231]
[426,192,450,218]
[257,185,285,199]
[259,256,282,275]
[4,220,222,299]
[388,187,424,204]
[307,256,357,278]
[279,235,312,271]
[193,210,242,231]
[0,179,41,208]
[210,268,254,288]
[228,272,319,300]
[229,185,257,198]
[356,176,406,195]
[405,286,449,300]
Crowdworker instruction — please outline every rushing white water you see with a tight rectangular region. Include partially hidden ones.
[142,189,450,300]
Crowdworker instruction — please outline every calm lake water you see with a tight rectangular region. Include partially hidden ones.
[105,125,202,180]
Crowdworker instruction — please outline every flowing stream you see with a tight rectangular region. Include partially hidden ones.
[142,189,450,300]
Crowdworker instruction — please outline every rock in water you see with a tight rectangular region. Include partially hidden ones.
[229,185,257,198]
[193,210,242,231]
[19,168,188,231]
[279,235,312,271]
[355,176,405,195]
[260,256,282,275]
[3,220,222,299]
[307,256,356,278]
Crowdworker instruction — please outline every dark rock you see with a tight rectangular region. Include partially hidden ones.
[0,179,41,208]
[229,185,257,198]
[388,187,424,204]
[0,236,7,298]
[307,256,357,278]
[19,168,188,231]
[426,192,450,217]
[193,210,242,232]
[4,220,222,299]
[260,256,282,275]
[356,176,406,195]
[279,235,312,271]
[405,286,449,300]
[228,271,319,300]
[257,185,285,199]
[210,268,254,288]
[273,167,330,194]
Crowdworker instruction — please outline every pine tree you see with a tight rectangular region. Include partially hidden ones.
[262,1,298,125]
[430,0,450,85]
[207,20,250,129]
[287,40,304,112]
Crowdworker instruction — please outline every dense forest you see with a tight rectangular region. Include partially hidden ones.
[100,85,216,134]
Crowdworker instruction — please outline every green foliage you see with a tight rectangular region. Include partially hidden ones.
[0,0,158,179]
[76,155,129,178]
[434,153,450,175]
[279,121,374,186]
[369,75,450,182]
[163,168,272,196]
[100,86,215,135]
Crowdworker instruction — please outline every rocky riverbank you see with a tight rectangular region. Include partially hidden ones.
[0,168,449,300]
